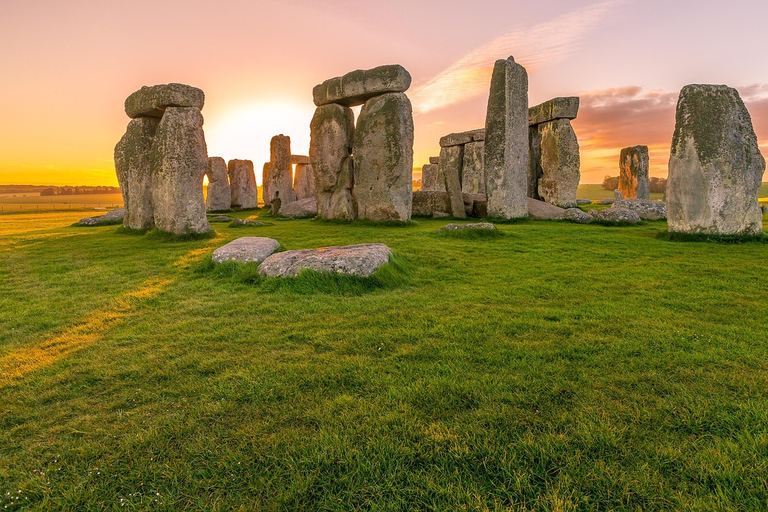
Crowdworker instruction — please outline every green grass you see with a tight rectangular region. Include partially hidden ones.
[1,210,768,510]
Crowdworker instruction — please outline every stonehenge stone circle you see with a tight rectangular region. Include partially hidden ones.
[667,84,765,235]
[619,146,650,199]
[439,144,466,218]
[228,159,258,209]
[268,135,298,205]
[354,92,413,221]
[114,117,159,230]
[125,83,205,119]
[310,103,357,221]
[313,65,411,107]
[258,243,392,278]
[484,56,529,219]
[150,107,211,235]
[205,157,231,211]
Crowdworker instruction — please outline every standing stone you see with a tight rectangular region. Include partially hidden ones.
[484,56,529,219]
[150,107,210,234]
[354,92,413,221]
[461,141,485,194]
[440,145,466,218]
[228,159,258,209]
[310,103,357,221]
[268,135,297,205]
[528,125,543,200]
[262,162,271,207]
[619,146,650,199]
[294,163,315,200]
[667,84,765,235]
[421,163,439,191]
[114,117,159,230]
[537,119,580,208]
[205,157,231,211]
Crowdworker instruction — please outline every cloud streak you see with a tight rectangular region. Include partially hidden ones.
[410,0,623,114]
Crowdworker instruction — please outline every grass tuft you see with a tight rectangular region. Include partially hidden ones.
[591,219,644,227]
[485,216,532,225]
[656,230,768,244]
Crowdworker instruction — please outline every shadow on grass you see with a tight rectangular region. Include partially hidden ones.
[195,253,412,295]
[591,219,644,227]
[144,228,218,242]
[435,228,503,240]
[656,230,768,244]
[70,220,124,228]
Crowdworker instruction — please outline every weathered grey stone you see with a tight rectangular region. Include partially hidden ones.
[614,189,624,200]
[560,208,592,224]
[484,56,529,219]
[576,199,592,205]
[619,146,650,199]
[421,164,441,191]
[125,83,205,119]
[437,222,496,232]
[527,197,566,220]
[291,155,310,165]
[598,198,615,205]
[537,119,580,208]
[258,243,392,277]
[440,128,485,147]
[527,125,543,201]
[293,163,315,200]
[667,84,765,235]
[208,215,233,222]
[433,211,450,218]
[78,208,125,226]
[440,145,466,218]
[354,92,413,221]
[115,117,158,230]
[230,219,268,227]
[310,103,357,221]
[205,157,231,211]
[461,141,485,195]
[412,190,451,217]
[313,65,412,107]
[279,197,317,218]
[228,159,258,209]
[528,97,579,126]
[594,208,641,224]
[611,199,667,220]
[150,107,210,235]
[268,135,297,205]
[212,237,279,264]
[429,156,440,165]
[262,162,271,207]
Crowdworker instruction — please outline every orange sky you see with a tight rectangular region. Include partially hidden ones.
[1,0,768,187]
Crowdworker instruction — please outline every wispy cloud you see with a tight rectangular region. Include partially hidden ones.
[411,0,623,114]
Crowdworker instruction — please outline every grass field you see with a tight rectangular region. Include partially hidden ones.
[1,206,768,510]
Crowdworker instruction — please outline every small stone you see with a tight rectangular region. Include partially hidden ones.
[618,145,650,199]
[78,208,125,226]
[125,83,205,119]
[258,243,392,277]
[439,128,485,147]
[313,65,412,107]
[228,159,258,209]
[229,219,268,227]
[594,208,641,224]
[429,156,440,165]
[437,222,496,232]
[526,197,566,220]
[279,197,317,218]
[528,97,579,126]
[576,199,592,205]
[206,157,231,211]
[614,189,624,200]
[433,211,450,218]
[208,215,233,222]
[598,198,615,205]
[212,237,279,264]
[612,199,667,220]
[560,208,592,224]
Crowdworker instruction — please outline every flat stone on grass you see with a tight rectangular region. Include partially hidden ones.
[229,219,268,227]
[258,243,392,278]
[78,208,125,226]
[212,237,280,264]
[437,222,497,232]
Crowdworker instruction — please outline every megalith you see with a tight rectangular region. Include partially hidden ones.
[262,162,271,207]
[228,159,258,209]
[421,163,441,191]
[667,84,765,235]
[150,107,211,235]
[462,141,485,195]
[114,117,159,230]
[484,56,529,219]
[313,65,411,107]
[124,83,205,119]
[354,92,413,221]
[268,135,297,205]
[293,163,315,200]
[310,103,357,221]
[439,144,466,218]
[205,157,231,211]
[619,146,650,200]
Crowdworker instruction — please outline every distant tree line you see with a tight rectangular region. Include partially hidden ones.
[39,186,121,196]
[602,176,666,194]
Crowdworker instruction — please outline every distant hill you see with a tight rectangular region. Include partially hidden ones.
[0,185,120,195]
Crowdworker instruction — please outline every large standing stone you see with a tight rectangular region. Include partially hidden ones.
[537,119,580,208]
[125,83,205,119]
[667,84,765,235]
[313,65,412,107]
[528,125,543,200]
[262,162,271,207]
[421,163,440,191]
[411,190,452,217]
[205,157,231,211]
[354,92,413,221]
[461,141,485,194]
[619,146,650,199]
[114,117,159,230]
[484,56,529,219]
[439,145,466,218]
[310,104,357,221]
[228,159,258,209]
[150,107,210,234]
[294,163,315,200]
[268,135,297,205]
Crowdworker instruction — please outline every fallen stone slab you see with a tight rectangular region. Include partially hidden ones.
[593,208,641,224]
[78,208,125,226]
[598,198,615,205]
[279,197,317,218]
[439,128,485,147]
[212,237,280,264]
[125,83,205,119]
[313,65,411,107]
[437,222,496,232]
[258,243,392,278]
[208,215,233,222]
[576,199,592,205]
[526,197,565,220]
[229,219,268,227]
[528,97,579,126]
[560,208,592,224]
[611,199,667,220]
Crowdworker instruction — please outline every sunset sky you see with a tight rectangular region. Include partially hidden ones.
[1,0,767,186]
